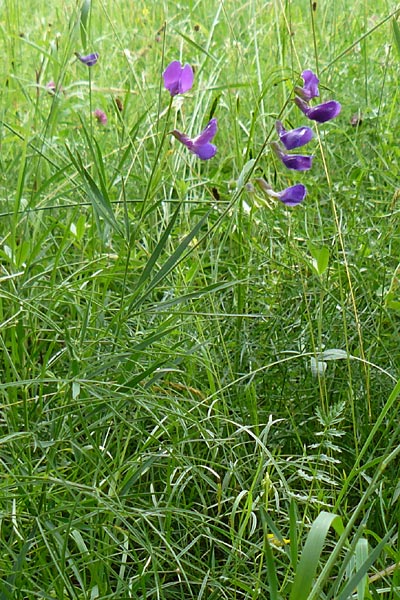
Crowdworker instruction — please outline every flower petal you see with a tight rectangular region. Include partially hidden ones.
[294,97,341,123]
[301,69,320,99]
[171,129,192,147]
[281,154,314,171]
[278,184,307,206]
[271,141,313,171]
[171,119,217,161]
[305,100,341,123]
[163,60,194,96]
[276,120,313,150]
[93,109,107,125]
[193,118,218,145]
[163,61,182,95]
[193,143,217,160]
[179,64,194,94]
[76,52,99,66]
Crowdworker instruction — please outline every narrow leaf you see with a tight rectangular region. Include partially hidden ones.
[237,159,256,189]
[80,0,91,49]
[309,244,330,276]
[151,280,238,309]
[337,530,393,600]
[264,535,280,600]
[66,146,122,236]
[135,201,182,291]
[133,212,210,308]
[355,538,369,600]
[319,349,350,361]
[392,18,400,59]
[290,511,342,600]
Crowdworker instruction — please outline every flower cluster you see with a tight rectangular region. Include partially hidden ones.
[160,63,340,203]
[162,60,217,161]
[46,54,340,208]
[259,69,341,206]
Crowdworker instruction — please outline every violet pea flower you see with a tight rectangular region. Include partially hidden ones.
[172,118,217,160]
[294,97,341,123]
[255,178,307,206]
[271,141,314,171]
[276,120,313,150]
[163,60,194,96]
[294,69,320,101]
[75,52,99,67]
[277,184,307,206]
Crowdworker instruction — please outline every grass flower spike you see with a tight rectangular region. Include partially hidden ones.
[163,60,194,96]
[295,69,320,100]
[271,141,314,171]
[275,120,313,150]
[75,52,99,66]
[172,118,217,160]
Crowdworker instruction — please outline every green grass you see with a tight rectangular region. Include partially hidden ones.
[1,0,400,598]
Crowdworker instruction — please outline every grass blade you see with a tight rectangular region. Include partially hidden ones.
[337,530,394,600]
[132,211,210,308]
[392,18,400,59]
[290,511,344,600]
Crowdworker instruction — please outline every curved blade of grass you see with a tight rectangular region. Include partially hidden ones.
[290,511,344,600]
[356,538,369,600]
[151,280,238,309]
[315,445,400,600]
[335,377,400,509]
[264,534,280,600]
[337,531,393,600]
[66,145,123,236]
[289,499,299,571]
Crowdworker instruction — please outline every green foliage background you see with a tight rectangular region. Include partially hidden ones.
[0,0,399,598]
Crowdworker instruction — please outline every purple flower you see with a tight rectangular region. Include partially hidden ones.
[171,118,217,160]
[255,178,307,206]
[163,60,194,96]
[271,141,314,171]
[93,108,107,125]
[75,52,99,67]
[277,184,307,206]
[294,97,341,123]
[276,120,313,150]
[294,69,320,100]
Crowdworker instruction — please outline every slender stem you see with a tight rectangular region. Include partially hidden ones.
[88,67,93,138]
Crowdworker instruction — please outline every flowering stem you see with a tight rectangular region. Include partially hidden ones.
[308,0,319,77]
[88,68,93,138]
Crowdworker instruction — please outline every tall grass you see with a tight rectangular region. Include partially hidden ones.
[0,0,399,597]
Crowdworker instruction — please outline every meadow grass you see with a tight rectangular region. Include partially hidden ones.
[0,0,400,598]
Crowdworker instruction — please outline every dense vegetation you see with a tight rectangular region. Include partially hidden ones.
[0,1,399,598]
